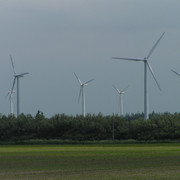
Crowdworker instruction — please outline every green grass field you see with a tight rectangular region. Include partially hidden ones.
[0,144,180,179]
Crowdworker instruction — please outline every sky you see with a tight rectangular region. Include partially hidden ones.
[0,0,180,117]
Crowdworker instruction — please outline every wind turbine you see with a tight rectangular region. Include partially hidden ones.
[113,85,129,116]
[112,32,165,120]
[10,55,29,117]
[7,90,15,115]
[74,72,94,117]
[171,69,180,77]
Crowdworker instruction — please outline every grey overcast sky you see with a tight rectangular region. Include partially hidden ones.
[0,0,180,117]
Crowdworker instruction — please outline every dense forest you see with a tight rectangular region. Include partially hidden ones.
[0,112,180,143]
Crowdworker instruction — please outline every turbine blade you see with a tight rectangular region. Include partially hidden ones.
[18,72,29,77]
[112,57,144,61]
[147,62,161,91]
[113,85,120,94]
[11,77,16,92]
[78,87,82,104]
[171,69,180,77]
[74,72,82,85]
[6,92,10,97]
[84,79,94,84]
[10,54,16,75]
[121,85,129,93]
[146,32,165,59]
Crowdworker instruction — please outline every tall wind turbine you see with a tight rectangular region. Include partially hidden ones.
[171,69,180,77]
[74,72,94,117]
[7,90,15,115]
[10,55,29,117]
[113,85,129,116]
[112,32,165,120]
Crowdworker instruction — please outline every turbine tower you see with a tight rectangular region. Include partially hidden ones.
[112,32,165,120]
[74,72,94,117]
[7,90,15,115]
[10,55,29,117]
[113,85,129,116]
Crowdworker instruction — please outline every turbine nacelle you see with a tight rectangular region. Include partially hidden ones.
[81,83,88,86]
[8,90,15,95]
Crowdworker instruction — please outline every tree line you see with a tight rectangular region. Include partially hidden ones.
[0,112,180,142]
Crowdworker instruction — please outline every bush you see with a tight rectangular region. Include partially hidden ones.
[0,112,180,142]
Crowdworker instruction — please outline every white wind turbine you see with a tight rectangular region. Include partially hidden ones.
[74,72,94,117]
[7,90,15,115]
[10,55,29,117]
[113,85,129,116]
[112,32,165,120]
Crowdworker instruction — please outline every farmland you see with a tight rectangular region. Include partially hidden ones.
[0,144,180,179]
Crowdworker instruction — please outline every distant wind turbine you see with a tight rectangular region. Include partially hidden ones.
[10,55,29,117]
[171,69,180,77]
[113,85,129,116]
[74,72,94,117]
[7,90,15,115]
[112,32,165,120]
